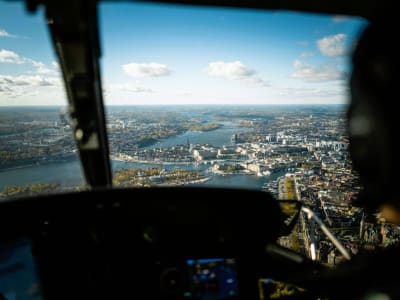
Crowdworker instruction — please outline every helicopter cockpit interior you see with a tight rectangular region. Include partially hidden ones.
[0,0,397,299]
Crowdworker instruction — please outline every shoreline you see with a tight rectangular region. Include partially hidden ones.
[0,154,78,172]
[112,157,196,165]
[160,176,211,186]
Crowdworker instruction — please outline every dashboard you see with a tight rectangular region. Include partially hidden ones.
[0,187,282,300]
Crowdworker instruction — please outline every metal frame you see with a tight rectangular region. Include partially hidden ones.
[29,0,113,187]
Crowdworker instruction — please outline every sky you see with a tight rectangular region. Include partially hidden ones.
[0,1,367,106]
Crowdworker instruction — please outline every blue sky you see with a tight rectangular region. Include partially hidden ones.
[0,1,367,106]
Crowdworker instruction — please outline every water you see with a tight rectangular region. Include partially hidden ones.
[196,173,283,189]
[147,121,245,149]
[113,160,207,172]
[0,121,264,193]
[0,159,280,191]
[0,160,85,190]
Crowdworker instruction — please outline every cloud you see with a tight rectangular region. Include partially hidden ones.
[275,86,344,98]
[299,52,314,58]
[177,91,192,96]
[0,49,59,77]
[250,77,271,87]
[0,50,63,102]
[317,33,347,56]
[126,87,152,93]
[291,60,346,82]
[0,85,11,92]
[0,49,24,63]
[0,75,61,87]
[0,29,11,37]
[29,59,57,75]
[52,61,60,69]
[206,61,255,79]
[122,62,171,78]
[0,28,16,38]
[108,83,153,93]
[0,74,62,101]
[205,61,270,86]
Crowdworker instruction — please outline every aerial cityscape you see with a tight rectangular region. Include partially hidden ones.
[1,105,399,267]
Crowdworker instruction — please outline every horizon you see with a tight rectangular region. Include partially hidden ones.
[1,2,367,106]
[0,103,348,108]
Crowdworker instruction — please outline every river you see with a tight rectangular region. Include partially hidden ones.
[0,159,285,191]
[0,121,282,193]
[146,121,246,149]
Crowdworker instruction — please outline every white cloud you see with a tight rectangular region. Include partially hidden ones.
[299,52,314,58]
[0,85,11,92]
[0,50,64,103]
[250,77,271,87]
[52,61,60,69]
[0,75,61,87]
[177,91,192,96]
[291,60,346,82]
[0,29,10,37]
[206,61,254,79]
[108,83,153,93]
[317,33,347,57]
[276,86,344,98]
[0,75,63,102]
[0,28,16,38]
[205,61,270,86]
[122,62,171,78]
[0,49,59,77]
[0,49,24,63]
[29,59,57,75]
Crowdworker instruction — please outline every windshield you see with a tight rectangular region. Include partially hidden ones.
[98,4,366,192]
[3,1,396,268]
[0,2,83,198]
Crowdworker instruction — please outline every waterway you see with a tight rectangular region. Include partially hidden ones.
[0,159,285,192]
[146,121,246,149]
[0,120,283,193]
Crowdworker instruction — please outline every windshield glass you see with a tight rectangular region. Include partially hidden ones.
[0,2,83,199]
[99,3,365,192]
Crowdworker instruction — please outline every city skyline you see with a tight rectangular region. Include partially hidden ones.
[1,2,367,106]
